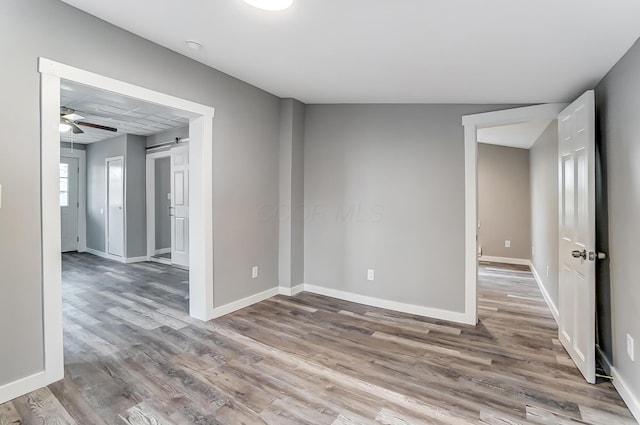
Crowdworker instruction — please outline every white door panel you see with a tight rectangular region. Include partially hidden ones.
[558,90,596,384]
[171,145,189,268]
[107,157,124,257]
[60,157,79,252]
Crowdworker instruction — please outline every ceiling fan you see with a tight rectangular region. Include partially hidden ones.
[60,106,118,134]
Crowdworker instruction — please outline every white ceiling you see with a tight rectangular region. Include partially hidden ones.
[477,119,553,150]
[60,80,191,144]
[60,0,640,104]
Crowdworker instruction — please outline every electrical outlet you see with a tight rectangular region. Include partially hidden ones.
[627,334,635,361]
[251,266,258,279]
[505,240,511,248]
[367,269,375,281]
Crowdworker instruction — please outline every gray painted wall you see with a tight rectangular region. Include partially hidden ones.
[86,135,127,253]
[478,143,531,260]
[529,121,559,308]
[60,142,86,151]
[125,135,147,258]
[146,126,189,148]
[155,157,171,250]
[304,104,515,312]
[278,99,305,289]
[0,0,280,385]
[595,37,640,400]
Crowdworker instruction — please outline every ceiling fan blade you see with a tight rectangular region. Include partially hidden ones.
[70,122,84,134]
[76,121,118,132]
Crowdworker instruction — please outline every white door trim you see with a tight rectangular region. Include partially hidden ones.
[105,155,126,258]
[36,58,215,401]
[461,103,567,325]
[60,148,87,252]
[146,150,172,260]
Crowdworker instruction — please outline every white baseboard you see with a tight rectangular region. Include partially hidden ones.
[530,263,559,324]
[611,365,640,424]
[154,248,171,255]
[85,248,148,264]
[149,256,171,266]
[0,371,46,405]
[480,255,531,266]
[279,284,304,296]
[211,287,280,319]
[303,284,469,324]
[125,256,149,264]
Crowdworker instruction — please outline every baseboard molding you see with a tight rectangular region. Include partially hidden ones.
[303,284,469,324]
[611,365,640,424]
[154,248,171,255]
[0,371,46,405]
[85,248,147,264]
[149,256,172,266]
[279,284,304,296]
[530,264,559,324]
[211,287,280,319]
[124,256,149,264]
[480,255,531,266]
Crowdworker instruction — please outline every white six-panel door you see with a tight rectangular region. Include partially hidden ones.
[171,145,189,268]
[557,90,596,384]
[60,156,79,252]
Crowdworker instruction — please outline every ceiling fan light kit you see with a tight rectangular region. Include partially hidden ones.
[59,106,118,134]
[242,0,293,11]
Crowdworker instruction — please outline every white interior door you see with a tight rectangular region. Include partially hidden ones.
[558,90,596,383]
[171,145,189,268]
[60,156,79,252]
[107,157,125,257]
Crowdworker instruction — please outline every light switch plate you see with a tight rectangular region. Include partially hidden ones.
[367,269,375,281]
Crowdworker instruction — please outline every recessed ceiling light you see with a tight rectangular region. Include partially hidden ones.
[243,0,293,11]
[186,40,202,51]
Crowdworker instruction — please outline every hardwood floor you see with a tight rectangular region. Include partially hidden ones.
[0,253,635,424]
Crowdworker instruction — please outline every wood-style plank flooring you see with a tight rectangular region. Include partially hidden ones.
[0,253,635,424]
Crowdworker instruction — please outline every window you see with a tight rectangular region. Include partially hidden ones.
[59,163,69,207]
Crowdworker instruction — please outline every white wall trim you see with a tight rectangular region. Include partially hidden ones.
[480,256,531,266]
[461,103,568,328]
[38,58,216,400]
[611,365,640,424]
[155,248,171,255]
[149,256,172,266]
[212,287,280,319]
[124,256,149,264]
[303,284,470,324]
[530,263,560,324]
[0,372,47,405]
[60,148,87,252]
[279,284,304,296]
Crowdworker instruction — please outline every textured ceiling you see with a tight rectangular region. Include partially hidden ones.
[60,80,190,144]
[60,0,640,104]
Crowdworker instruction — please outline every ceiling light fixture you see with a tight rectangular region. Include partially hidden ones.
[59,120,72,133]
[186,40,202,51]
[243,0,293,11]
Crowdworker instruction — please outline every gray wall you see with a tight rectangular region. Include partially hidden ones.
[529,121,559,308]
[146,126,189,148]
[0,0,280,385]
[304,104,514,312]
[125,135,147,258]
[278,98,305,289]
[155,157,171,250]
[595,37,640,398]
[478,143,531,260]
[86,135,126,253]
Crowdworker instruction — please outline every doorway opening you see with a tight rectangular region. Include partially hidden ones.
[40,58,215,390]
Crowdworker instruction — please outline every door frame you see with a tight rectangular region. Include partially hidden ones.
[105,155,126,258]
[146,150,172,261]
[39,58,216,387]
[461,103,567,325]
[60,147,87,252]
